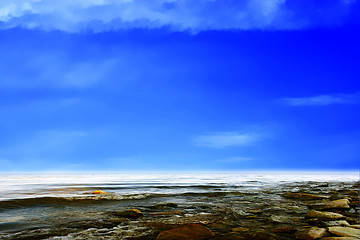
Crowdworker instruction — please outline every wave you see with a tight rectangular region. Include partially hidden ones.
[0,190,248,210]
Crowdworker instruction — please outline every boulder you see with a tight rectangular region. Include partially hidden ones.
[111,209,143,219]
[295,227,327,240]
[306,211,345,220]
[156,224,214,240]
[328,227,360,238]
[282,192,329,200]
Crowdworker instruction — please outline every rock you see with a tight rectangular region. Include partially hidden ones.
[328,227,360,238]
[306,211,345,220]
[156,224,214,240]
[149,211,183,216]
[321,238,359,240]
[92,190,108,194]
[322,221,351,227]
[282,192,329,200]
[148,203,178,209]
[246,210,263,214]
[350,225,359,229]
[269,215,293,223]
[111,209,143,219]
[325,199,351,209]
[232,227,249,232]
[271,227,297,233]
[295,227,327,240]
[242,231,278,240]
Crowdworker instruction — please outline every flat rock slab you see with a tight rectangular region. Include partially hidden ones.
[282,192,329,200]
[328,226,360,238]
[325,199,351,209]
[156,224,214,240]
[306,210,345,220]
[322,221,351,227]
[295,227,327,240]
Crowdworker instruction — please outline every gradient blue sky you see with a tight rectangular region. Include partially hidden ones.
[0,0,359,171]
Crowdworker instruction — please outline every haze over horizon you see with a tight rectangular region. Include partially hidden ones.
[0,0,359,172]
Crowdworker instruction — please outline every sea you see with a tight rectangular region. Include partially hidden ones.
[0,172,358,239]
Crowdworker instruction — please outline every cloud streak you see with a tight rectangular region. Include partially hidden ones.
[281,93,360,106]
[0,0,356,32]
[194,132,262,148]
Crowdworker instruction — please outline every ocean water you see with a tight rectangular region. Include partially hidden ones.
[0,172,358,239]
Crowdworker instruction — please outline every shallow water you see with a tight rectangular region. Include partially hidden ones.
[0,172,358,239]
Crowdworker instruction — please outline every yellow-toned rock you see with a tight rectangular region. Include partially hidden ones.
[92,190,108,194]
[328,227,360,238]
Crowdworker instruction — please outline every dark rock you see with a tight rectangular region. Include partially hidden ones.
[282,192,329,200]
[241,231,278,240]
[148,202,178,209]
[111,209,143,219]
[321,237,359,240]
[156,223,214,240]
[271,226,297,233]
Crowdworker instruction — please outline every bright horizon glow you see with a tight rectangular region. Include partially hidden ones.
[0,0,359,172]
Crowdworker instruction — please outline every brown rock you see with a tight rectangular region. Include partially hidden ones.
[271,226,297,233]
[321,238,359,240]
[111,209,143,219]
[325,199,351,209]
[242,231,278,240]
[232,227,249,232]
[328,227,360,238]
[149,211,183,216]
[156,224,214,240]
[295,227,327,240]
[306,211,345,220]
[283,192,329,200]
[350,225,359,229]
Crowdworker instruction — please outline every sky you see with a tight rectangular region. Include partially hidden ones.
[0,0,359,172]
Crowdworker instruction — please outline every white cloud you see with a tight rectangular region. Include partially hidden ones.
[194,131,262,148]
[0,0,354,32]
[281,93,360,106]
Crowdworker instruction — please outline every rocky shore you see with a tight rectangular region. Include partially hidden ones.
[1,180,359,240]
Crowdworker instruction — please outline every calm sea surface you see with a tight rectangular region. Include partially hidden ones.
[0,172,358,239]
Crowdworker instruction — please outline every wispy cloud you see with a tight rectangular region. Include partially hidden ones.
[0,0,355,32]
[194,132,262,148]
[280,93,360,106]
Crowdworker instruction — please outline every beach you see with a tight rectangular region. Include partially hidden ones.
[0,172,359,239]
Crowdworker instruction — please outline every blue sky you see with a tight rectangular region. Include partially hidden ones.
[0,0,359,171]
